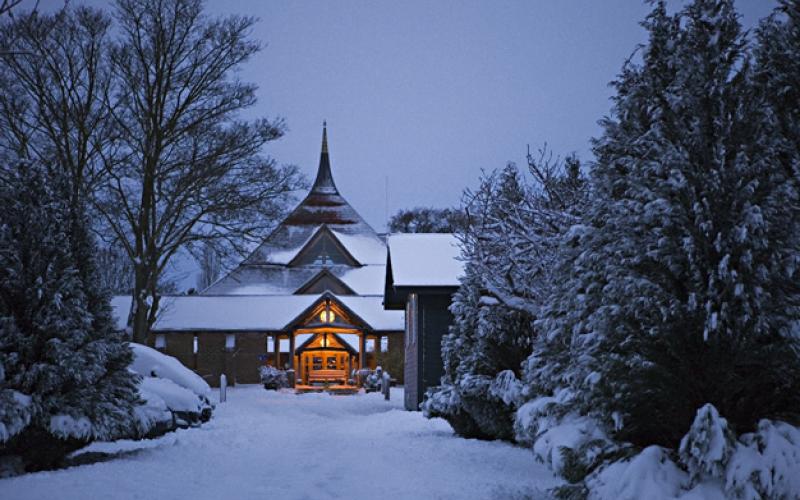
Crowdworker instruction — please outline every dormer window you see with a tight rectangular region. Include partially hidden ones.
[289,228,359,267]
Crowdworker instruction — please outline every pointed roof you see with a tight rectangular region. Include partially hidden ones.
[240,123,384,266]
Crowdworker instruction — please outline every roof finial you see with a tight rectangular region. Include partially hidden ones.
[311,121,337,195]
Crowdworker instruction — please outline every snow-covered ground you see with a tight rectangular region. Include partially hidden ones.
[0,386,560,500]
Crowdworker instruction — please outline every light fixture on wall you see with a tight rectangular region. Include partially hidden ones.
[320,298,335,323]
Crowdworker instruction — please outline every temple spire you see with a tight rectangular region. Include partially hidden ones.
[311,121,338,195]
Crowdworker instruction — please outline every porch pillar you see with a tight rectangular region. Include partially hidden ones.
[359,331,366,370]
[288,333,295,369]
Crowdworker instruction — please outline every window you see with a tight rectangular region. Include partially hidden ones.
[290,231,357,267]
[193,335,198,354]
[155,334,166,349]
[225,333,235,350]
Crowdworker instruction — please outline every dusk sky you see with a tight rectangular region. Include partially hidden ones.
[35,0,783,286]
[200,0,778,232]
[38,0,779,233]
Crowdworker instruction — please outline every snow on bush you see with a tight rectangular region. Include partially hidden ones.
[259,365,289,390]
[130,343,210,397]
[422,383,461,417]
[725,420,800,499]
[679,403,735,484]
[138,376,204,414]
[586,446,687,500]
[0,386,32,443]
[514,388,574,447]
[47,415,93,441]
[132,377,172,434]
[128,344,212,433]
[489,370,523,407]
[531,415,608,476]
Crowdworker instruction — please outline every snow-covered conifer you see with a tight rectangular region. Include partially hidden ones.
[0,162,142,471]
[529,0,800,457]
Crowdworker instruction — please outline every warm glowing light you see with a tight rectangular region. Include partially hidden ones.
[319,310,335,323]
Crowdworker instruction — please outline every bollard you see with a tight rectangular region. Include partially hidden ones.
[382,371,391,401]
[220,374,227,403]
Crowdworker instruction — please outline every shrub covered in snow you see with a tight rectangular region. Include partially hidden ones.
[129,344,213,432]
[424,258,532,441]
[0,162,142,472]
[259,365,289,390]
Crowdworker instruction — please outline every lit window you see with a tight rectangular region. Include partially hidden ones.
[319,310,336,323]
[155,334,166,349]
[193,335,198,354]
[225,334,235,350]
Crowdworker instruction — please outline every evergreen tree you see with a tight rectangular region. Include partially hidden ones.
[529,0,800,459]
[425,157,584,441]
[0,162,142,471]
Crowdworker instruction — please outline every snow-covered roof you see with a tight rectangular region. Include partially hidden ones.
[202,262,386,296]
[387,233,464,287]
[111,294,403,332]
[330,229,386,265]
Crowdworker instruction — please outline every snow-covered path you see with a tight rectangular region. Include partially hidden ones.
[0,386,559,500]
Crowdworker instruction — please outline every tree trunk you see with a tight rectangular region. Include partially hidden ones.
[131,266,150,344]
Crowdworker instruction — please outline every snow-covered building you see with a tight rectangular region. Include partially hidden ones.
[115,125,404,386]
[383,233,464,410]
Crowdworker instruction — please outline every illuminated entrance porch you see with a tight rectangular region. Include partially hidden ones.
[262,293,399,391]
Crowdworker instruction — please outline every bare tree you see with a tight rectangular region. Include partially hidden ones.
[97,0,303,343]
[0,5,115,207]
[0,0,24,19]
[96,243,134,294]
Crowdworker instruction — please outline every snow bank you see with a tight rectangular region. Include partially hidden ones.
[129,343,210,397]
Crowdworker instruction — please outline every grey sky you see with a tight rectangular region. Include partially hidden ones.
[32,0,781,288]
[203,0,777,232]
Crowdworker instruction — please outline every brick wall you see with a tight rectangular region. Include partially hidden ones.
[235,332,269,384]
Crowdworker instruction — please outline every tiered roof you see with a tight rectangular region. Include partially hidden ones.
[203,123,387,297]
[114,124,403,334]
